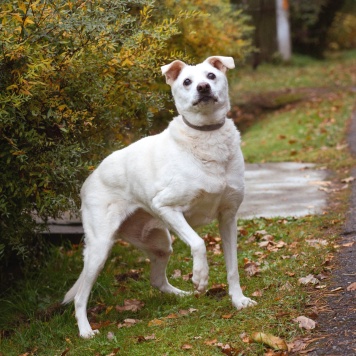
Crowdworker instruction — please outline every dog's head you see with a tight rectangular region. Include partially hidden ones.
[161,56,235,124]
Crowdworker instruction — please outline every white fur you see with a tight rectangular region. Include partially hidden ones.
[63,56,256,338]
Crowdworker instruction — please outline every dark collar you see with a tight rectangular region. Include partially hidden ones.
[182,116,225,131]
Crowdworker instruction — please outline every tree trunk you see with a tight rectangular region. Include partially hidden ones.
[275,0,291,61]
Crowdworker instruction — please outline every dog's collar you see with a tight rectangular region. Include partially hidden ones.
[182,116,225,131]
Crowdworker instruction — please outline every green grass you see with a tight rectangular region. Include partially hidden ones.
[1,50,356,355]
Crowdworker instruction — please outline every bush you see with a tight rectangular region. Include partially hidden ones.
[0,0,253,282]
[162,0,253,62]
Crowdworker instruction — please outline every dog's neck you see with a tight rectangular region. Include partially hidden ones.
[182,116,225,131]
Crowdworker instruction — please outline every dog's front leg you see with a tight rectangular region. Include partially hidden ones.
[152,206,208,293]
[219,212,257,310]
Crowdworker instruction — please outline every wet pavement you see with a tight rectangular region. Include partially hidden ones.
[239,162,328,219]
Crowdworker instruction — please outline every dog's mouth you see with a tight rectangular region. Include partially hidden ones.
[193,95,218,106]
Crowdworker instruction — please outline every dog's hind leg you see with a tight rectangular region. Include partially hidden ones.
[68,205,120,338]
[145,228,189,295]
[118,209,188,295]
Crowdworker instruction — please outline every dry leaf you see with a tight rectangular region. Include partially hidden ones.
[251,332,288,350]
[181,344,193,350]
[280,281,293,291]
[115,299,144,312]
[347,282,356,291]
[148,318,165,327]
[341,176,355,183]
[244,260,261,277]
[107,331,115,340]
[252,290,263,297]
[182,273,192,281]
[293,316,316,330]
[222,314,233,319]
[306,239,328,248]
[172,269,182,279]
[204,338,218,346]
[90,320,111,330]
[255,230,268,237]
[117,318,141,328]
[239,332,251,343]
[298,274,319,285]
[165,313,179,319]
[206,284,227,298]
[137,334,156,342]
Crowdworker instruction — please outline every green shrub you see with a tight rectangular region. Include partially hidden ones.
[0,0,253,282]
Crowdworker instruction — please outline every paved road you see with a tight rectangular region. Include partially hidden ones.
[309,109,356,356]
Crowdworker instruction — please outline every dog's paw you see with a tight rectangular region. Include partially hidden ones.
[232,296,257,310]
[192,270,209,293]
[80,328,100,339]
[159,283,191,296]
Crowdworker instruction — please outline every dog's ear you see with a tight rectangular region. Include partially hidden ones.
[205,56,235,74]
[161,60,186,86]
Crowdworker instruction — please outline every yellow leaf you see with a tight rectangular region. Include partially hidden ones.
[12,13,23,23]
[24,17,34,26]
[148,318,164,327]
[18,2,27,13]
[251,332,288,350]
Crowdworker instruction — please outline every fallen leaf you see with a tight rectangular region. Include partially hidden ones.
[148,318,165,327]
[115,299,144,312]
[206,284,227,298]
[347,282,356,291]
[182,273,192,281]
[137,334,156,342]
[90,320,111,330]
[280,281,293,291]
[117,318,141,328]
[254,230,268,237]
[181,344,193,350]
[204,338,218,346]
[244,260,261,277]
[251,332,288,350]
[222,314,233,319]
[341,176,355,183]
[293,316,316,330]
[165,313,179,319]
[107,331,115,340]
[115,269,142,282]
[239,332,251,343]
[179,309,190,316]
[60,348,70,356]
[298,274,319,285]
[172,269,182,279]
[106,347,120,356]
[306,239,328,248]
[252,290,263,297]
[342,242,354,247]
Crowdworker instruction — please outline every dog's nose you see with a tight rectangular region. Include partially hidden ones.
[197,82,211,93]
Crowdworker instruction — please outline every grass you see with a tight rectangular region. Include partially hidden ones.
[1,50,356,355]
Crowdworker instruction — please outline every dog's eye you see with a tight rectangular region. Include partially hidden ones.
[183,78,192,86]
[207,73,216,80]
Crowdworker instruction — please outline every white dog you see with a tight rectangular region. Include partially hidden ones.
[63,56,256,338]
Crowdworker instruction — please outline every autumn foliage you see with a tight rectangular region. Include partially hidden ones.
[0,0,253,277]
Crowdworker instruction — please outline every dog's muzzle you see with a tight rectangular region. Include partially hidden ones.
[193,82,218,106]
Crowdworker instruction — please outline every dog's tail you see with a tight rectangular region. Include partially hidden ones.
[62,272,83,304]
